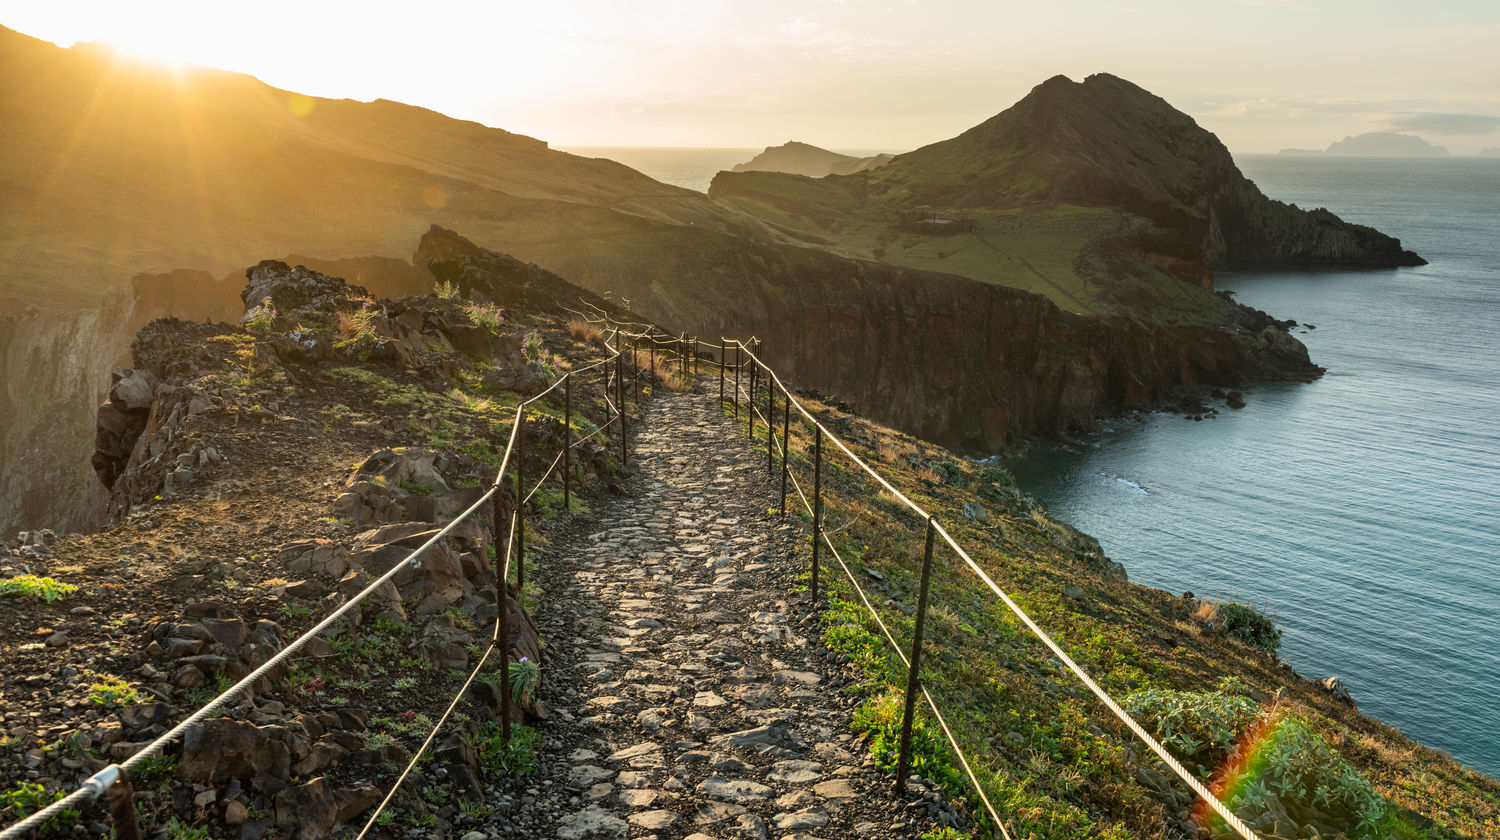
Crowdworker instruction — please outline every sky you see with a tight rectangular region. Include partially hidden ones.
[4,0,1498,154]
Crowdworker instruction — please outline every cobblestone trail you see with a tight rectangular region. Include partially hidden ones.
[502,388,956,840]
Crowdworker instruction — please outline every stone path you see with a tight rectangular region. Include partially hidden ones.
[489,388,957,839]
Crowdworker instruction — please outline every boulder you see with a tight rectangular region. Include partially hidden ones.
[242,261,370,316]
[273,777,337,839]
[109,367,161,412]
[418,614,473,669]
[180,719,291,784]
[1319,676,1356,708]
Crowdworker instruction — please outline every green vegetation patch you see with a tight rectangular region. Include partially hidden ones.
[0,782,78,835]
[0,574,78,602]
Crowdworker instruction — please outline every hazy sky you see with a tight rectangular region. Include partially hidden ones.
[5,1,1498,154]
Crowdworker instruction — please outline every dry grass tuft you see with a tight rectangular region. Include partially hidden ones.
[568,318,603,342]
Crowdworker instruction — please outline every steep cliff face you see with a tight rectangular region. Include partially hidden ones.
[0,291,136,535]
[416,228,1318,450]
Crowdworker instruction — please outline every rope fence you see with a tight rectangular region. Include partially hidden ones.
[0,325,668,839]
[707,335,1262,840]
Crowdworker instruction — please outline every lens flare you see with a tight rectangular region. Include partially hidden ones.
[1193,706,1281,830]
[287,93,315,117]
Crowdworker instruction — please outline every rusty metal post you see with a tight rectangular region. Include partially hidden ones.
[896,517,939,791]
[748,360,757,439]
[694,338,700,377]
[618,352,628,467]
[811,424,822,603]
[650,340,656,393]
[767,371,774,475]
[497,510,513,741]
[106,774,142,840]
[780,387,790,517]
[719,340,726,405]
[733,344,740,419]
[562,374,571,512]
[515,410,525,590]
[632,338,639,404]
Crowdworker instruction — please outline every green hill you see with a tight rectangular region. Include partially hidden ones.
[711,73,1424,324]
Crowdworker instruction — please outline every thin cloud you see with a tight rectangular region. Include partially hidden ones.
[1382,112,1500,135]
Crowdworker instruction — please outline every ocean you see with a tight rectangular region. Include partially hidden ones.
[1010,155,1500,780]
[566,147,1500,779]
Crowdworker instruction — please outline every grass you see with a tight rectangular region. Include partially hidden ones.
[477,723,538,777]
[87,674,139,707]
[0,783,78,835]
[568,317,603,342]
[0,575,78,602]
[750,394,1496,839]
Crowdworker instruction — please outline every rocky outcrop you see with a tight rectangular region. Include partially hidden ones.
[419,228,1319,451]
[731,141,893,178]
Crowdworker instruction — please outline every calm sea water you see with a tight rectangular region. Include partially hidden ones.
[1009,155,1500,779]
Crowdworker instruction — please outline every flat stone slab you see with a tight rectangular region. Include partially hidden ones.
[628,809,680,830]
[711,725,801,751]
[556,806,628,839]
[769,760,823,784]
[773,806,830,831]
[697,777,773,802]
[608,741,662,762]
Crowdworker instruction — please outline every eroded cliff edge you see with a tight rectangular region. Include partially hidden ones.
[422,226,1316,451]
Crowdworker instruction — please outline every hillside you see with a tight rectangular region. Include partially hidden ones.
[0,37,1415,539]
[2,247,1497,839]
[711,73,1425,323]
[0,25,765,306]
[731,141,894,177]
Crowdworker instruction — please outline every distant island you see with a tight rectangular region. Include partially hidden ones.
[1322,132,1449,157]
[1278,148,1324,156]
[1480,147,1500,157]
[731,141,894,177]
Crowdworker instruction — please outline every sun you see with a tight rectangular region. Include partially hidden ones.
[101,35,193,72]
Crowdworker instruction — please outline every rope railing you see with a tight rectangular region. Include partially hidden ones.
[721,338,1264,840]
[727,374,1013,838]
[355,509,518,837]
[0,328,642,840]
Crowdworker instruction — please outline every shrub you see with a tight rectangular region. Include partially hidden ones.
[927,460,964,486]
[243,296,277,333]
[508,657,539,706]
[335,302,380,348]
[1216,602,1282,653]
[1122,678,1260,770]
[463,301,504,335]
[0,575,77,602]
[433,279,460,300]
[1124,678,1388,835]
[520,330,555,376]
[477,722,537,776]
[979,465,1016,488]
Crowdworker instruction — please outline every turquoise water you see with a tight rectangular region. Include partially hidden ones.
[1009,156,1500,779]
